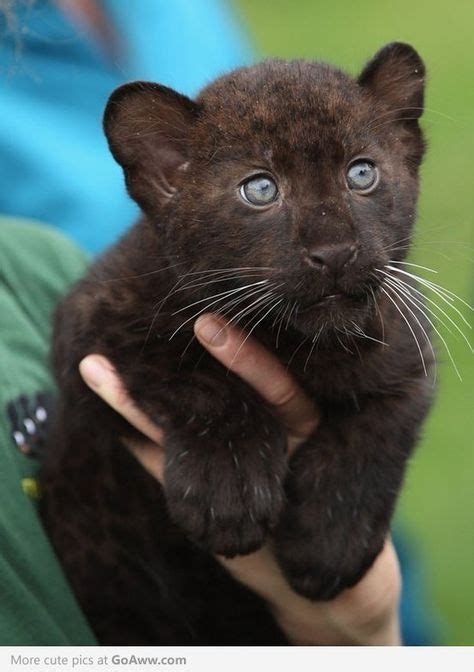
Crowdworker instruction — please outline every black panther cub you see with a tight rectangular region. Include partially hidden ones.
[40,43,434,644]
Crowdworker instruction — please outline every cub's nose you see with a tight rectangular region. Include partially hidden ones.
[303,243,359,276]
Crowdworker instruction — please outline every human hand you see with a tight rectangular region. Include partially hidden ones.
[79,314,401,645]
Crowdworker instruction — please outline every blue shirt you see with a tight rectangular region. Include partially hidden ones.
[0,0,252,251]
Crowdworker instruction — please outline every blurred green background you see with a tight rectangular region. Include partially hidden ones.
[235,0,474,645]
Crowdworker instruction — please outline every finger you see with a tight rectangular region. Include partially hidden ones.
[217,544,290,605]
[79,355,165,446]
[217,546,333,642]
[221,539,401,646]
[124,437,166,483]
[194,314,319,450]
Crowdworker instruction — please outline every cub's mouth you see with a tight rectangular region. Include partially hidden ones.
[289,288,376,337]
[298,291,366,314]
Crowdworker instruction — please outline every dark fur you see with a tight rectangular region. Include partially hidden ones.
[40,43,434,644]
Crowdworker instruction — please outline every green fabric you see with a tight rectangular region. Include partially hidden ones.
[0,218,96,644]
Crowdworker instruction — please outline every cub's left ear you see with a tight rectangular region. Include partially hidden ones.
[358,42,425,119]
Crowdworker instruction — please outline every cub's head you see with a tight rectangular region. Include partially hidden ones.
[104,43,425,335]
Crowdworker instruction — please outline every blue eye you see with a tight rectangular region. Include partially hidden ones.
[240,175,278,206]
[347,160,379,192]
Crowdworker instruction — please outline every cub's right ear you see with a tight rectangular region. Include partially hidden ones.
[103,82,201,214]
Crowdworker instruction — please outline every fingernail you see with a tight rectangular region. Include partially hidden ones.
[79,357,108,388]
[195,315,228,347]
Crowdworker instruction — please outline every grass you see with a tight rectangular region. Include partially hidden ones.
[236,0,474,644]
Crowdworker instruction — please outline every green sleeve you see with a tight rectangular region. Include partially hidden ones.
[0,218,97,644]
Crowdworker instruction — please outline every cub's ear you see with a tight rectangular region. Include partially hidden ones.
[103,82,201,213]
[358,42,425,120]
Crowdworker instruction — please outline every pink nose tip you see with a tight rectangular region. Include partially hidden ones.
[304,243,359,275]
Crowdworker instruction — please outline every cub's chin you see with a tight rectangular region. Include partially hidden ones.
[290,291,373,338]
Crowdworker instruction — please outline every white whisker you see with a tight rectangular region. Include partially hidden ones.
[169,282,276,340]
[172,280,269,315]
[386,265,473,312]
[228,297,284,370]
[178,266,274,278]
[287,333,309,368]
[103,259,187,283]
[383,275,459,342]
[379,285,428,376]
[381,269,473,349]
[381,277,460,381]
[274,300,290,349]
[240,292,283,334]
[285,300,298,330]
[387,277,472,357]
[350,321,389,347]
[380,280,437,383]
[224,284,285,330]
[141,274,188,353]
[178,272,266,292]
[387,260,439,274]
[304,324,324,372]
[370,286,386,346]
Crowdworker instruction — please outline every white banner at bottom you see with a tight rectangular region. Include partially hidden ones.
[1,646,473,672]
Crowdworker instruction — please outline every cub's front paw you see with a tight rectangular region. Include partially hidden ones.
[164,411,287,557]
